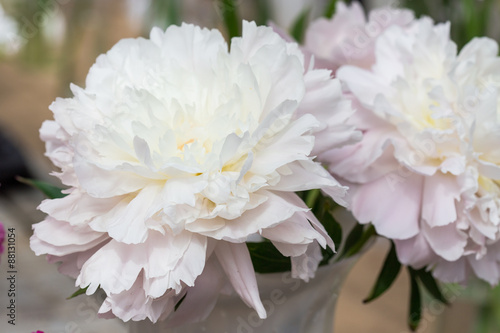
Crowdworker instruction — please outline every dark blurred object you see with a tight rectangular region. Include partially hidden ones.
[0,129,31,185]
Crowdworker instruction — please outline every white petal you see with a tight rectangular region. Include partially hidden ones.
[214,242,266,319]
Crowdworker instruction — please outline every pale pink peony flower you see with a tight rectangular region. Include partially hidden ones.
[326,16,500,285]
[302,1,413,72]
[30,21,356,324]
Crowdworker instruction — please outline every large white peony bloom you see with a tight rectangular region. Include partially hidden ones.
[328,17,500,285]
[31,21,355,324]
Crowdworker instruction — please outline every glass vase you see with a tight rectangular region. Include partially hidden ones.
[128,255,359,333]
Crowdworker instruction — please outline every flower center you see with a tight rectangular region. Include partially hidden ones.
[478,176,500,196]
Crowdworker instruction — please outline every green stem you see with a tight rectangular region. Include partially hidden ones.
[305,189,320,209]
[219,0,241,39]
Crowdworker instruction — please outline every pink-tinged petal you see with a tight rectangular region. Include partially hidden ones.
[422,222,467,261]
[271,160,344,195]
[214,242,266,319]
[469,207,498,240]
[46,242,106,279]
[262,212,325,251]
[422,173,460,227]
[271,241,309,257]
[323,121,400,183]
[165,257,227,327]
[336,66,391,107]
[394,234,436,269]
[30,218,108,257]
[250,112,317,176]
[279,191,335,251]
[304,2,366,70]
[233,21,305,114]
[432,258,468,284]
[96,185,163,244]
[143,233,207,297]
[351,172,423,240]
[468,254,500,286]
[298,70,361,155]
[77,240,143,295]
[38,189,123,226]
[98,272,179,323]
[78,231,207,297]
[195,191,306,242]
[73,155,151,198]
[32,218,105,248]
[290,242,323,282]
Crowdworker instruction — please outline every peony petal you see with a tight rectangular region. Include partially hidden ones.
[351,172,423,240]
[421,172,460,227]
[214,242,266,319]
[195,191,305,242]
[422,222,467,262]
[290,241,323,282]
[165,257,227,327]
[394,234,436,269]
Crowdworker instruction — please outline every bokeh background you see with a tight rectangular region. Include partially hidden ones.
[0,0,499,332]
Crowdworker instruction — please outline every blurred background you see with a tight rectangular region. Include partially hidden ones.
[0,0,499,332]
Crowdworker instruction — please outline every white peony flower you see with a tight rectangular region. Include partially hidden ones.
[31,21,355,324]
[328,17,500,285]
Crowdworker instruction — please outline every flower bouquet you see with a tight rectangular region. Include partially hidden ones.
[28,1,500,332]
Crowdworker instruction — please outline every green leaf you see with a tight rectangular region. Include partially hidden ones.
[67,286,88,300]
[339,223,364,256]
[290,7,311,43]
[341,224,376,259]
[322,211,342,250]
[414,269,449,305]
[247,242,291,274]
[408,268,422,331]
[174,292,187,311]
[319,211,342,266]
[17,177,66,199]
[218,0,241,39]
[363,242,401,303]
[324,0,337,18]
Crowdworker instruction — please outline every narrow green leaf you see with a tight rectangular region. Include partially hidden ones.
[247,242,291,274]
[174,292,187,311]
[342,224,376,259]
[324,0,337,18]
[319,211,342,266]
[363,242,401,303]
[414,269,449,305]
[219,0,241,39]
[67,286,88,300]
[322,211,342,250]
[408,268,422,331]
[339,223,363,256]
[290,7,311,43]
[17,177,66,199]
